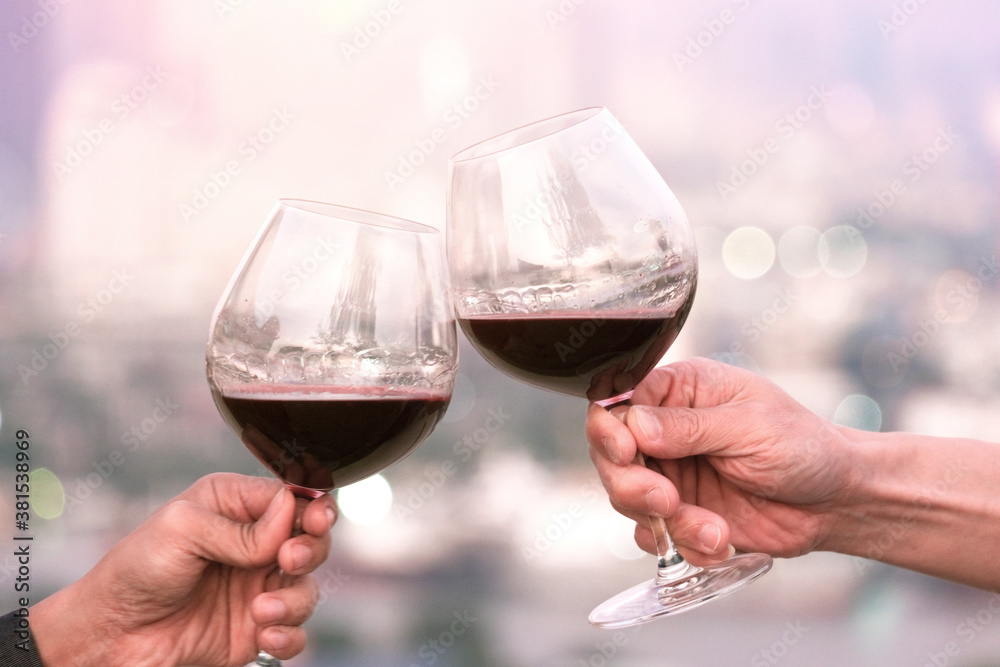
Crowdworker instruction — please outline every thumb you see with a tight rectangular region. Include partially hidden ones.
[187,486,296,570]
[627,404,741,460]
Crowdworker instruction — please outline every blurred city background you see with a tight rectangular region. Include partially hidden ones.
[2,0,1000,665]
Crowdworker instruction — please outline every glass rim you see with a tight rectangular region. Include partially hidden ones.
[449,106,608,164]
[277,198,440,235]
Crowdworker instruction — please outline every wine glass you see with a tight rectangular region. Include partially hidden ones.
[446,108,772,628]
[206,199,457,664]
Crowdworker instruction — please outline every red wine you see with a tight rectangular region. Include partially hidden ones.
[211,386,450,492]
[458,302,692,401]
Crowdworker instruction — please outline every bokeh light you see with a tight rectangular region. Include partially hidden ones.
[933,270,980,323]
[29,468,65,520]
[337,474,393,525]
[832,394,882,431]
[722,227,775,279]
[602,512,645,561]
[819,225,867,277]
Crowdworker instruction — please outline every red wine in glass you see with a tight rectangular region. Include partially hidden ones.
[458,299,693,403]
[211,386,451,497]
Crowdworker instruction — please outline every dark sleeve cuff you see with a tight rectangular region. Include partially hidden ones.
[0,610,45,667]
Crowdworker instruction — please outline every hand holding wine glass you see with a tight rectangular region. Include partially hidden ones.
[207,200,457,663]
[28,473,335,667]
[447,108,771,628]
[587,357,852,563]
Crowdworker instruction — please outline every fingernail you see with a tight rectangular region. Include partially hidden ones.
[265,628,289,650]
[632,406,662,442]
[698,524,723,553]
[324,504,337,530]
[646,487,670,516]
[290,543,311,571]
[602,435,623,465]
[261,487,288,523]
[259,597,286,623]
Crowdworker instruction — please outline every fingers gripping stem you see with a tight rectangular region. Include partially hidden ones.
[597,394,688,579]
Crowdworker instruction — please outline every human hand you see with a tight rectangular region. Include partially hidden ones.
[32,473,337,667]
[587,357,858,565]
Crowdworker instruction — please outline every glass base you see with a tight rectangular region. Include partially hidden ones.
[589,552,773,629]
[252,651,282,666]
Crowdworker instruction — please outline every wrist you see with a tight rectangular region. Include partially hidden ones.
[32,581,122,667]
[32,576,180,667]
[817,427,911,557]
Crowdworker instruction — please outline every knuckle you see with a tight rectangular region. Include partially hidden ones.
[157,498,195,529]
[669,407,704,443]
[192,471,228,495]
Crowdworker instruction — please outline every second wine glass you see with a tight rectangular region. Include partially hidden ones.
[207,199,457,665]
[446,108,772,628]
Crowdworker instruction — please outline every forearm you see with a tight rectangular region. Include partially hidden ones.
[825,429,1000,589]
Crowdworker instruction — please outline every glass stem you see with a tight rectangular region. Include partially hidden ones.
[634,449,696,584]
[598,392,696,585]
[252,492,310,667]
